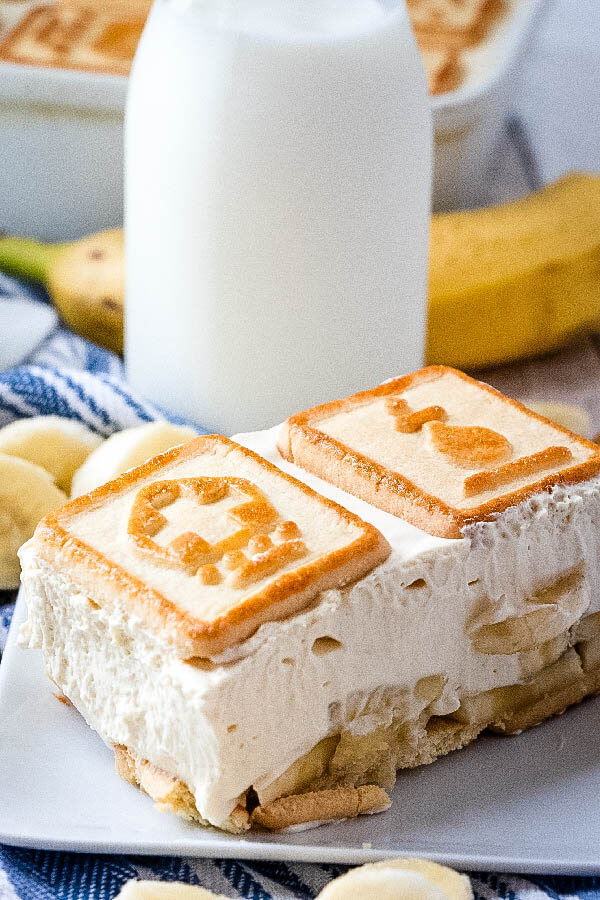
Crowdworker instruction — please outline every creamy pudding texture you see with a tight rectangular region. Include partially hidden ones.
[19,424,600,828]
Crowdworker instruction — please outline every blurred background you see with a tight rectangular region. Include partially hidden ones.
[0,0,597,240]
[0,0,599,408]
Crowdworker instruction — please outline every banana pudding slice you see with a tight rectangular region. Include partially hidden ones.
[19,368,600,834]
[19,435,389,830]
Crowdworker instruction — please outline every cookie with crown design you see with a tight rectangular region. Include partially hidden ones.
[278,366,600,538]
[27,434,389,657]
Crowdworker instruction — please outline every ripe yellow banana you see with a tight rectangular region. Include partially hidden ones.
[1,173,598,367]
[0,229,124,354]
[428,173,600,368]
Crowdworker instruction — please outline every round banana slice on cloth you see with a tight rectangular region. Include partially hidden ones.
[318,857,473,900]
[116,882,228,899]
[524,401,591,439]
[0,453,67,589]
[71,421,198,497]
[0,415,102,492]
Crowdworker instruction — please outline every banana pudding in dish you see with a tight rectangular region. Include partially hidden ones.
[407,0,509,95]
[0,0,150,76]
[19,367,600,833]
[0,0,507,95]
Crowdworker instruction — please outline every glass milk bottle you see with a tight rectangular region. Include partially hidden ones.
[125,0,432,434]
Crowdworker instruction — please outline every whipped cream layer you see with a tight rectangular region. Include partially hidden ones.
[19,425,600,827]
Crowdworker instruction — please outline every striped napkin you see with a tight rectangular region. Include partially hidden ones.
[1,274,599,899]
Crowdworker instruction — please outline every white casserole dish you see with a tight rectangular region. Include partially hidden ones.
[0,0,548,240]
[431,0,549,209]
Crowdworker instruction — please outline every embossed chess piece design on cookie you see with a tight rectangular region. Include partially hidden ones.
[384,396,446,433]
[279,366,600,538]
[423,421,512,468]
[26,434,388,659]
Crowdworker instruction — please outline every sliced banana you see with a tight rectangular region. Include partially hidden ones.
[470,565,588,655]
[0,415,102,492]
[0,453,67,589]
[318,858,473,900]
[71,421,198,497]
[115,861,472,900]
[525,401,591,438]
[257,735,339,806]
[116,882,227,899]
[454,646,583,728]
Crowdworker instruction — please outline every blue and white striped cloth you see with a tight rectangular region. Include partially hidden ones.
[1,273,599,899]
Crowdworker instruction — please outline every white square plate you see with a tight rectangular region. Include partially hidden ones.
[1,591,599,873]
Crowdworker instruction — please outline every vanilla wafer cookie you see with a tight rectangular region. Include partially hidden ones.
[24,434,389,657]
[278,366,600,538]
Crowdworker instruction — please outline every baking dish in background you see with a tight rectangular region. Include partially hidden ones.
[0,0,549,240]
[431,0,549,210]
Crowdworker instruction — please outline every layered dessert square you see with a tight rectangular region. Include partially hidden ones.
[19,369,600,833]
[19,435,390,831]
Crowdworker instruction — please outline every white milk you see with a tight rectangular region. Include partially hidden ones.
[125,0,432,433]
